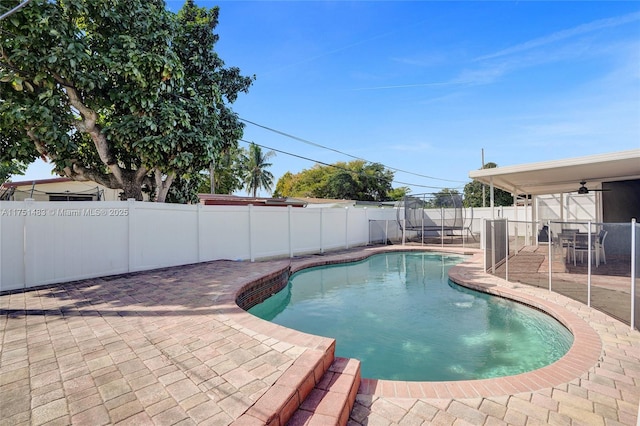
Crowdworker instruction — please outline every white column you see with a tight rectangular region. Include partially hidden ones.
[490,177,495,219]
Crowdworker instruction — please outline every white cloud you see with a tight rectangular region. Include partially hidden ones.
[475,11,640,62]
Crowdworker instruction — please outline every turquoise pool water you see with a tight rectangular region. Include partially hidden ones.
[249,252,574,381]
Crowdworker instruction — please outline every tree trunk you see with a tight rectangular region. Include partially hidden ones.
[120,178,144,201]
[210,163,215,194]
[116,168,149,201]
[154,169,175,203]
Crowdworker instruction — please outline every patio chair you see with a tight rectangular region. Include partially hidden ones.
[573,229,607,267]
[597,229,607,265]
[556,229,579,264]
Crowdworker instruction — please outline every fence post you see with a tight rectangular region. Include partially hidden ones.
[505,218,509,282]
[482,218,487,272]
[548,220,552,292]
[23,198,35,287]
[587,221,592,307]
[402,218,406,246]
[631,218,636,331]
[364,207,368,246]
[320,208,324,254]
[288,205,293,258]
[385,219,389,245]
[344,207,349,250]
[491,219,496,274]
[127,198,136,272]
[248,204,254,262]
[440,206,443,248]
[197,203,202,262]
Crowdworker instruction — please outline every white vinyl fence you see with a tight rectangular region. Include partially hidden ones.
[0,197,594,293]
[0,200,389,292]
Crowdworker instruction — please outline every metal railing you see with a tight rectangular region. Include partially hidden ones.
[485,218,639,330]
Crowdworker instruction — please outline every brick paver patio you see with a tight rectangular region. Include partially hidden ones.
[1,246,639,425]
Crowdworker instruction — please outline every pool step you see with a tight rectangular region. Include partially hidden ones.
[233,348,335,426]
[287,357,361,426]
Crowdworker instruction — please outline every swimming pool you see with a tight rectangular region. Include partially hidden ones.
[249,252,574,381]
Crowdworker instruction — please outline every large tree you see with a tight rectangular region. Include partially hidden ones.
[273,160,400,202]
[463,162,513,207]
[0,0,253,202]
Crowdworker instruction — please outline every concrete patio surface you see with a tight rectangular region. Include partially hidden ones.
[1,245,639,425]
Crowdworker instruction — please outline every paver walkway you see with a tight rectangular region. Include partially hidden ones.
[1,246,639,425]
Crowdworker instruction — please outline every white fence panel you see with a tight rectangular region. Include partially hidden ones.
[130,203,199,271]
[1,201,131,290]
[365,207,398,221]
[322,208,349,250]
[0,210,26,291]
[27,203,129,285]
[199,206,251,261]
[1,201,378,291]
[250,206,290,259]
[291,208,322,255]
[347,208,368,247]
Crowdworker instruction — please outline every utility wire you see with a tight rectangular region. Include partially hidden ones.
[240,117,466,184]
[0,0,32,21]
[239,139,459,191]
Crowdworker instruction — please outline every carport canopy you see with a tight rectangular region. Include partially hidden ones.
[468,149,640,196]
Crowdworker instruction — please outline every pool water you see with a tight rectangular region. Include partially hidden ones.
[249,252,574,381]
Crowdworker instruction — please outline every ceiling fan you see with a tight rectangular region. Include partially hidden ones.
[577,181,609,194]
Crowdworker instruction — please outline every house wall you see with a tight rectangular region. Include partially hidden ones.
[536,193,597,223]
[8,180,122,201]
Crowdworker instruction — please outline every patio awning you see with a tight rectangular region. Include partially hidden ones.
[468,149,640,196]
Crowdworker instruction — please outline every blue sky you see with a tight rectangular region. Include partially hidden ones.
[15,1,640,196]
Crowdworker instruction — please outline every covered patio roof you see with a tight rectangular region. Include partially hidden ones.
[468,149,640,196]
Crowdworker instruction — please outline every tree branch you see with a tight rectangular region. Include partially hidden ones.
[27,129,118,189]
[63,162,120,189]
[0,0,33,21]
[62,83,125,185]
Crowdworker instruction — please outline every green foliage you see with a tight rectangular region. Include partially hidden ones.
[0,159,27,183]
[0,0,253,201]
[463,162,513,207]
[387,186,410,201]
[165,172,206,204]
[273,160,399,202]
[241,143,275,197]
[272,171,295,198]
[210,143,245,194]
[426,188,462,208]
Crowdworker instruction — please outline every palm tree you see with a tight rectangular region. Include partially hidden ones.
[242,143,276,197]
